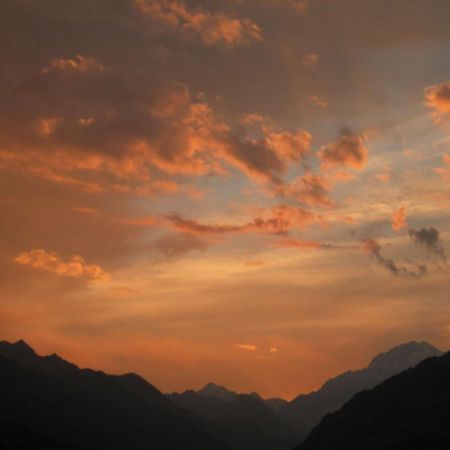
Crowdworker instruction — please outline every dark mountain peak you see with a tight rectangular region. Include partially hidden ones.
[196,383,262,402]
[168,383,297,448]
[282,340,445,442]
[15,338,34,349]
[248,391,263,401]
[368,341,442,370]
[114,372,163,399]
[198,383,237,401]
[117,372,146,383]
[296,352,450,450]
[0,339,36,356]
[0,340,78,374]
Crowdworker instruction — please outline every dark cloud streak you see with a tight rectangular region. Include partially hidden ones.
[409,227,447,265]
[364,239,427,279]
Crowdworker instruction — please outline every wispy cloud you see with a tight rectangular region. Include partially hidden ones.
[235,344,258,352]
[363,239,427,278]
[134,0,263,47]
[425,81,450,123]
[391,207,408,231]
[14,249,110,282]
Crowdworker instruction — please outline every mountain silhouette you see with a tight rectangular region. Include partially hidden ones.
[278,341,443,440]
[0,339,443,450]
[197,382,240,401]
[168,384,297,450]
[295,351,450,449]
[0,418,79,450]
[168,341,442,446]
[0,340,228,450]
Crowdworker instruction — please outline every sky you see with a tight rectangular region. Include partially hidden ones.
[1,0,450,399]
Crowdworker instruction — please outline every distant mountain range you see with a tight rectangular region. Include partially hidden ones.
[168,383,297,450]
[170,341,443,443]
[0,339,445,450]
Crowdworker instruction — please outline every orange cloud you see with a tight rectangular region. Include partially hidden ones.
[167,204,317,236]
[0,149,140,194]
[278,173,333,208]
[309,95,328,108]
[1,53,316,198]
[240,113,268,125]
[265,129,312,163]
[391,206,408,231]
[14,249,110,281]
[136,99,310,184]
[217,126,311,184]
[301,53,319,67]
[435,154,450,178]
[167,214,242,234]
[134,0,263,47]
[1,62,225,194]
[425,81,450,123]
[235,344,257,351]
[42,55,105,75]
[36,117,64,136]
[318,129,368,170]
[0,101,209,196]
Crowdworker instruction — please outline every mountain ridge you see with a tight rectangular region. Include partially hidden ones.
[0,340,229,450]
[276,340,443,440]
[295,351,450,449]
[169,340,443,443]
[0,339,444,450]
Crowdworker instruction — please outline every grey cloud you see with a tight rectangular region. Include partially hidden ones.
[364,239,427,279]
[409,227,447,264]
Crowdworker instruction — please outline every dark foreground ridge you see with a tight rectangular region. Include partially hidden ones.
[277,341,443,440]
[0,340,228,450]
[0,418,78,450]
[296,351,450,450]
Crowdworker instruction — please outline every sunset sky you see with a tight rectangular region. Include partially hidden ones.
[1,0,450,399]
